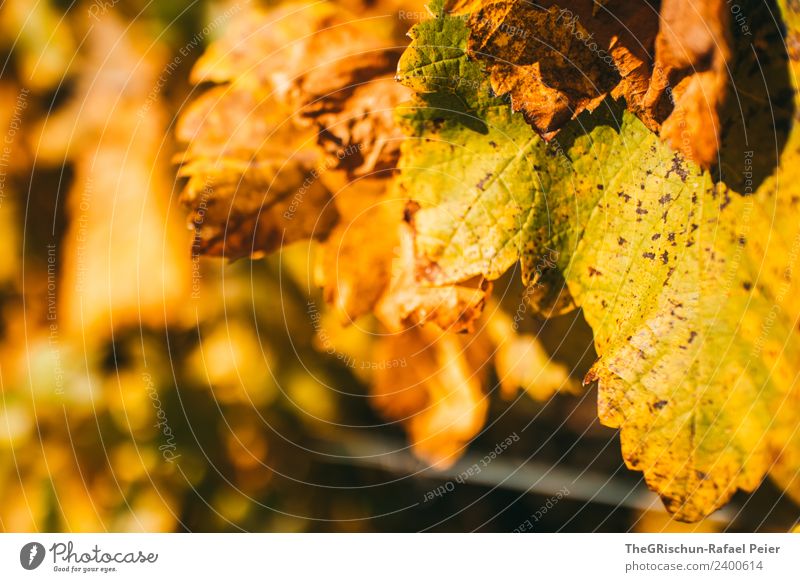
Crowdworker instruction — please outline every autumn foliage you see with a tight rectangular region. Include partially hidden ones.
[177,0,800,522]
[1,0,800,532]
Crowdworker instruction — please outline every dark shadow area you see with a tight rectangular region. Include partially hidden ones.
[715,0,794,192]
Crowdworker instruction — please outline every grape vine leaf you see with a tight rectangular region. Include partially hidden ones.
[177,58,337,259]
[446,0,730,167]
[177,2,411,259]
[396,0,800,520]
[372,324,492,468]
[191,1,410,177]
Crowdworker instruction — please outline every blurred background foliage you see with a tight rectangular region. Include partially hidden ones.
[0,0,797,533]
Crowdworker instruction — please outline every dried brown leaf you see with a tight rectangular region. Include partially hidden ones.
[276,8,410,176]
[300,76,411,177]
[652,0,730,166]
[178,17,340,258]
[448,0,730,166]
[192,2,411,177]
[178,2,417,259]
[450,0,658,134]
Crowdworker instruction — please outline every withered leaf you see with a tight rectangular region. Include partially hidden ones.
[652,0,730,167]
[177,11,340,259]
[178,1,418,259]
[448,0,658,134]
[281,13,411,176]
[192,2,411,177]
[177,92,337,258]
[448,0,730,166]
[300,76,411,177]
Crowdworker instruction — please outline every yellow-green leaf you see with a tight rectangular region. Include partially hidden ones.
[396,0,800,521]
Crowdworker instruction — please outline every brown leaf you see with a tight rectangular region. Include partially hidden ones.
[451,0,658,134]
[192,2,411,177]
[652,0,730,167]
[176,85,338,259]
[177,22,340,258]
[178,153,337,259]
[189,3,342,87]
[178,2,416,259]
[449,0,730,166]
[276,9,410,176]
[300,76,412,177]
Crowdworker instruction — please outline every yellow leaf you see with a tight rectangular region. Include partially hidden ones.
[315,178,403,322]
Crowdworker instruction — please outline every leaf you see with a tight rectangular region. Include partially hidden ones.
[375,222,491,333]
[184,1,491,332]
[397,2,800,520]
[301,76,411,177]
[314,291,563,468]
[716,0,792,192]
[178,1,420,260]
[315,177,492,330]
[449,0,638,135]
[177,45,338,258]
[315,178,404,322]
[191,2,411,177]
[189,2,339,87]
[654,0,731,167]
[396,5,555,285]
[446,0,730,167]
[372,323,492,468]
[280,17,411,177]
